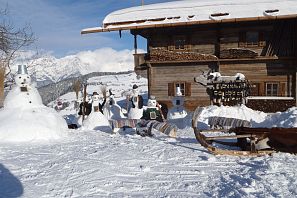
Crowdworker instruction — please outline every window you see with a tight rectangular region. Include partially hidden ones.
[266,83,279,96]
[175,82,185,96]
[168,82,191,96]
[239,31,266,47]
[246,32,259,46]
[174,36,186,50]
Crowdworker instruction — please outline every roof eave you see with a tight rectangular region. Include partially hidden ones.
[81,14,297,35]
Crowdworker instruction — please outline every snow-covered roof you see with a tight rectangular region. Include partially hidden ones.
[82,0,297,34]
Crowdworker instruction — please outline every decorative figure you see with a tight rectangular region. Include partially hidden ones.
[127,84,143,119]
[83,92,111,131]
[103,89,125,120]
[167,87,188,129]
[77,95,92,125]
[142,95,164,122]
[6,65,43,108]
[136,96,177,138]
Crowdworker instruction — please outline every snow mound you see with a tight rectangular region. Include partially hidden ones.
[83,112,112,132]
[254,107,297,128]
[197,105,267,129]
[197,105,297,129]
[0,107,68,142]
[0,86,68,142]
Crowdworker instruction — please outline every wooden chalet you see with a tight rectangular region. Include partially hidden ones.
[82,0,297,112]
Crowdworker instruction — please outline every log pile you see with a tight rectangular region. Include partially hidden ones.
[148,48,218,62]
[220,48,258,59]
[246,99,295,113]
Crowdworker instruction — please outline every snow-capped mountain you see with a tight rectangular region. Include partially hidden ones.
[12,48,136,85]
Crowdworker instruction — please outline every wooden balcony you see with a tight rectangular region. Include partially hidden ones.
[133,53,146,68]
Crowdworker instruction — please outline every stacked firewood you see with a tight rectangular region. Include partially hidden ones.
[149,48,218,62]
[246,99,295,113]
[220,48,258,59]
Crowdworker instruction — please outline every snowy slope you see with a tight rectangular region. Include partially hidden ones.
[1,73,297,197]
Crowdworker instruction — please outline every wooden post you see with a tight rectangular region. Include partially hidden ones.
[82,83,87,122]
[295,66,297,106]
[147,63,152,98]
[134,34,138,54]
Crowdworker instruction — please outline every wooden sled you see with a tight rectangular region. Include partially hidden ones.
[191,107,297,156]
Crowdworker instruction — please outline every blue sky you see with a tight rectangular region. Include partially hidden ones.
[0,0,173,57]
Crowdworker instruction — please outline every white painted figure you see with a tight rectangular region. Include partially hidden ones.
[83,92,111,131]
[103,89,125,120]
[127,84,144,119]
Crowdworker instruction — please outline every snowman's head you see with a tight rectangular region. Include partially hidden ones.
[15,74,31,87]
[147,96,157,108]
[15,65,31,87]
[92,92,100,102]
[132,84,139,95]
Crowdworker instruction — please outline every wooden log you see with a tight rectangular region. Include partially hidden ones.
[220,48,258,59]
[149,48,218,62]
[205,134,256,141]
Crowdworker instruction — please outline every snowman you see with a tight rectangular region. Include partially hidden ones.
[103,89,125,120]
[83,92,111,132]
[137,96,176,137]
[127,84,144,119]
[5,65,43,108]
[142,95,164,122]
[0,65,68,142]
[167,87,188,129]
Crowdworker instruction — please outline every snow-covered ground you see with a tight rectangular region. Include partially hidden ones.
[1,73,297,197]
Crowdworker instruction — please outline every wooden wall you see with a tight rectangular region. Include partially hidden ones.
[149,64,212,110]
[220,61,295,97]
[134,19,297,111]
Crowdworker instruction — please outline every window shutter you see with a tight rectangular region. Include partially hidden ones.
[168,83,174,96]
[259,83,264,96]
[280,82,286,96]
[250,83,260,96]
[185,82,191,96]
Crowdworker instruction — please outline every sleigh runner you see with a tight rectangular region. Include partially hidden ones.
[192,106,297,156]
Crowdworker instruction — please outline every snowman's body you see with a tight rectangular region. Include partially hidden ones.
[167,94,188,129]
[128,89,143,119]
[142,97,163,122]
[83,94,111,131]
